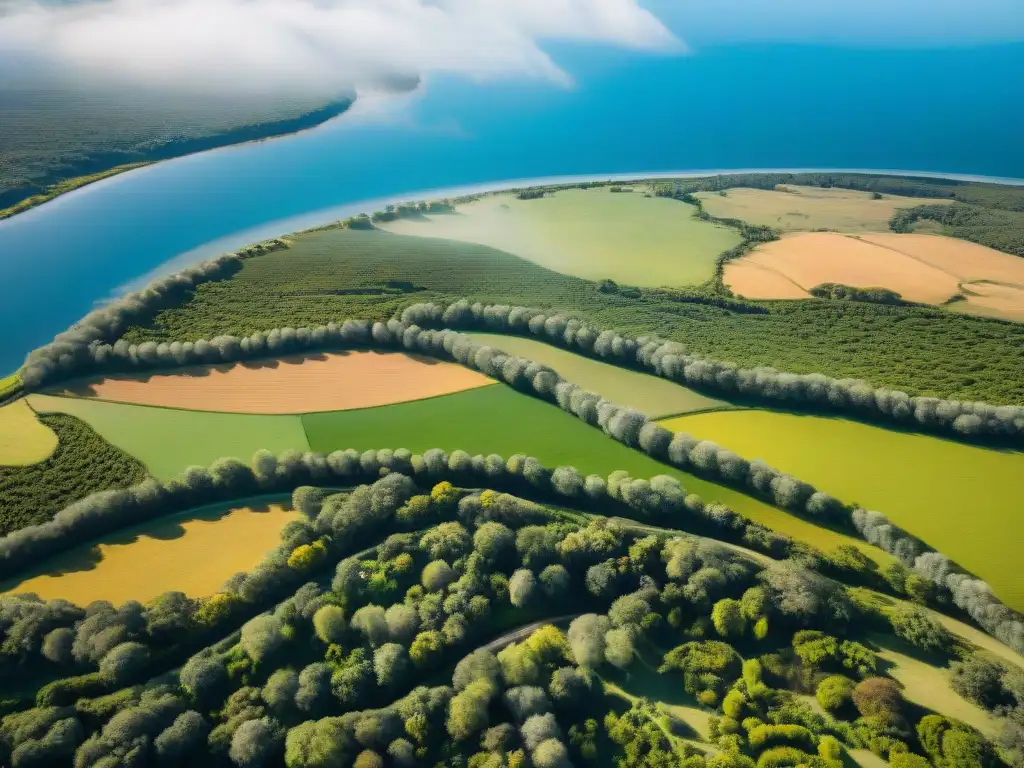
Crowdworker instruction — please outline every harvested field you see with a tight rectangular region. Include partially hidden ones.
[381,187,742,287]
[0,399,57,466]
[724,232,961,304]
[55,351,496,414]
[469,332,735,418]
[695,185,950,233]
[857,233,1024,320]
[28,394,310,481]
[302,385,890,565]
[658,410,1024,611]
[0,499,298,605]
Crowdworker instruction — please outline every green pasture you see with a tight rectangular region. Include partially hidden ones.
[301,385,888,564]
[660,410,1024,611]
[28,395,310,481]
[381,187,742,287]
[469,332,734,418]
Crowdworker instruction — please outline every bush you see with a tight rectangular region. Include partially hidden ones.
[852,678,903,720]
[816,676,855,713]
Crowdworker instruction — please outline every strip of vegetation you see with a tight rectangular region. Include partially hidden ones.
[890,203,1024,256]
[808,284,906,305]
[0,163,152,221]
[0,97,354,219]
[11,312,1023,650]
[0,470,1010,768]
[0,413,148,536]
[0,374,22,404]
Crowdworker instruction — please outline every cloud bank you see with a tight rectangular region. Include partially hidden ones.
[0,0,679,98]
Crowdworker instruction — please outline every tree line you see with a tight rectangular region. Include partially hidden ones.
[12,309,1023,655]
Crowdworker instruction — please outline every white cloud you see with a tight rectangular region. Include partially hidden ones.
[0,0,679,98]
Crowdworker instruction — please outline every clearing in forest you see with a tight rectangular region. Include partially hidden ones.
[0,500,298,604]
[469,333,734,418]
[27,394,310,481]
[724,232,962,304]
[694,185,950,233]
[658,410,1024,611]
[301,385,890,565]
[54,351,496,414]
[0,399,58,465]
[380,187,742,287]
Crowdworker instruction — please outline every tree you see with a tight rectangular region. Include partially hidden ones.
[40,627,74,665]
[262,668,299,714]
[154,711,208,765]
[99,641,149,684]
[889,605,952,653]
[241,615,285,664]
[409,630,444,668]
[296,663,333,714]
[950,655,1007,710]
[448,678,495,741]
[374,643,409,688]
[532,738,572,768]
[521,712,561,750]
[385,604,419,644]
[313,605,346,645]
[453,649,502,691]
[568,615,610,669]
[353,751,384,768]
[609,595,649,629]
[539,565,570,599]
[604,628,635,669]
[422,561,457,592]
[180,654,228,705]
[852,677,902,720]
[505,686,551,722]
[420,523,471,561]
[711,599,746,637]
[474,522,515,566]
[509,570,536,608]
[351,605,389,647]
[816,675,855,713]
[549,667,591,711]
[284,717,352,768]
[230,717,283,768]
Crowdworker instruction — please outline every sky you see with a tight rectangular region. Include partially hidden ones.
[1,0,1022,101]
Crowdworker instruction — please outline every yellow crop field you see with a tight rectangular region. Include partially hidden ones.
[0,399,58,466]
[1,500,298,604]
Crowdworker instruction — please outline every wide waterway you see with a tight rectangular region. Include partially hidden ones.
[2,43,1023,372]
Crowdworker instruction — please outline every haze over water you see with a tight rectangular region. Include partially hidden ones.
[1,42,1023,372]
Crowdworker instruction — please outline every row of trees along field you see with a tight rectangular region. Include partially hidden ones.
[11,312,1023,653]
[2,471,1016,767]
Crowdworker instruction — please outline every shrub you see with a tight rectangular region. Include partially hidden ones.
[816,676,855,713]
[852,678,903,720]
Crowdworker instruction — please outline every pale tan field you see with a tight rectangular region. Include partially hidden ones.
[695,185,949,233]
[1,501,298,605]
[724,232,961,304]
[858,233,1024,320]
[55,351,497,414]
[0,399,58,465]
[868,633,1001,737]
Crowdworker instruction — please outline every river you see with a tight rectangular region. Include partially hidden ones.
[1,43,1023,372]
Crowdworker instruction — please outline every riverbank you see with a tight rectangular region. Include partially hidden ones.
[0,97,355,222]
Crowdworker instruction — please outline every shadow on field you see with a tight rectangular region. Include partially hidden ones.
[0,500,276,591]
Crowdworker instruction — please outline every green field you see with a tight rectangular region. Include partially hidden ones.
[660,410,1024,610]
[469,333,734,418]
[301,385,888,564]
[381,187,742,287]
[28,395,310,481]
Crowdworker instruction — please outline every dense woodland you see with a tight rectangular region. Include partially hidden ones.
[0,413,147,535]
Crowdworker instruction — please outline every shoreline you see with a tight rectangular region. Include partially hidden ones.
[0,99,355,223]
[120,166,1024,293]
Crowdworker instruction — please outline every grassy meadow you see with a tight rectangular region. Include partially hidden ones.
[694,185,950,233]
[659,410,1024,610]
[0,399,58,465]
[28,394,310,481]
[381,187,742,286]
[468,332,734,418]
[302,385,890,564]
[1,499,298,604]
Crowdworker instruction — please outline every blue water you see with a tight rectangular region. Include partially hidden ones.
[1,43,1023,372]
